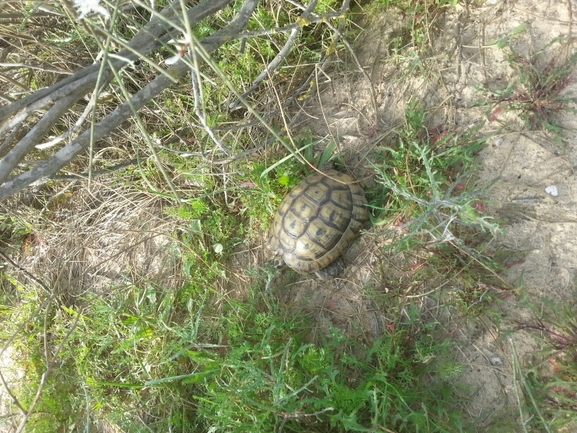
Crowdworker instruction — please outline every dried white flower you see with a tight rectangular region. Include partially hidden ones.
[164,36,192,65]
[73,0,110,20]
[164,54,181,65]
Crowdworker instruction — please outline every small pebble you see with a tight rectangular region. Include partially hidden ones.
[490,357,503,366]
[545,185,558,197]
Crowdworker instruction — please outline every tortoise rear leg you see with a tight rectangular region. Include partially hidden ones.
[314,257,344,279]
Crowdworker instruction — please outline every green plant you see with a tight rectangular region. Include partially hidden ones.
[480,36,577,135]
[510,295,577,432]
[370,100,497,251]
[0,280,221,431]
[195,295,465,433]
[365,101,506,322]
[261,130,340,182]
[0,214,31,250]
[166,198,242,259]
[375,0,459,53]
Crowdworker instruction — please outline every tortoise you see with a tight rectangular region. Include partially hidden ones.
[269,169,368,278]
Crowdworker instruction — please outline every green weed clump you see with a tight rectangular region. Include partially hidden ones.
[370,100,497,251]
[194,299,464,433]
[366,100,508,316]
[480,34,577,137]
[0,273,465,432]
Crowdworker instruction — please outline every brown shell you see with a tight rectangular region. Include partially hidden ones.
[269,169,368,274]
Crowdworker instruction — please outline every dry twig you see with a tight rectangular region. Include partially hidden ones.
[0,0,350,201]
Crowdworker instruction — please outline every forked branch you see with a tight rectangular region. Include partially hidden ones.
[0,0,350,201]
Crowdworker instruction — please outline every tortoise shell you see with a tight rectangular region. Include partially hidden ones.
[269,169,368,276]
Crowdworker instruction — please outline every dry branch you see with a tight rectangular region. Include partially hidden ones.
[0,0,349,201]
[0,0,241,200]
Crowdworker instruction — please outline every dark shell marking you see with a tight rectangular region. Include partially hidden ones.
[269,170,368,275]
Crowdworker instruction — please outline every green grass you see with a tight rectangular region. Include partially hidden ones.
[0,279,468,432]
[507,293,577,432]
[5,0,577,432]
[194,300,465,432]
